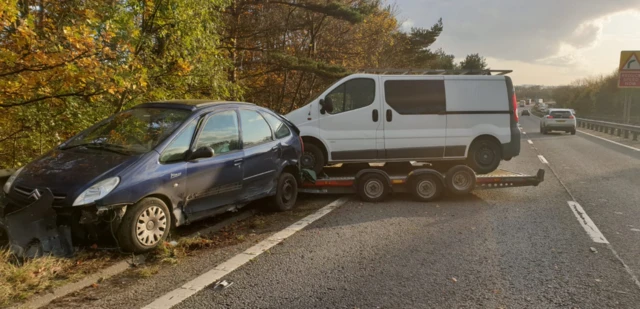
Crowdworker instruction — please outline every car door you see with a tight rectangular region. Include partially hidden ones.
[381,76,447,159]
[238,109,279,201]
[184,109,244,215]
[317,77,382,161]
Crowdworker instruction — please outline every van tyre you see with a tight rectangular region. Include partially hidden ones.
[301,143,324,174]
[445,165,476,195]
[411,174,443,202]
[467,138,502,174]
[357,173,389,203]
[117,197,171,253]
[271,172,298,211]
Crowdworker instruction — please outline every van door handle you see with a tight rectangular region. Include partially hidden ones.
[386,109,392,122]
[372,109,378,122]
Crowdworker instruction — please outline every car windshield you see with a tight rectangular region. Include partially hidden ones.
[62,108,191,154]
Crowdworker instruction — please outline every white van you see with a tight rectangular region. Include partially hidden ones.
[286,72,520,174]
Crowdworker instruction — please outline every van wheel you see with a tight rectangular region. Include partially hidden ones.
[467,138,501,174]
[271,172,298,211]
[357,173,388,203]
[301,143,324,174]
[411,174,443,202]
[117,198,171,253]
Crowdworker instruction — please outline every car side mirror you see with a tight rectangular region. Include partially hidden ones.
[189,146,214,160]
[320,97,334,114]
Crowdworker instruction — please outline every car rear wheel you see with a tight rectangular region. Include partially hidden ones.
[270,172,298,211]
[301,143,325,174]
[117,197,171,253]
[467,138,502,174]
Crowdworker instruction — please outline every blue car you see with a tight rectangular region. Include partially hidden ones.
[2,100,303,253]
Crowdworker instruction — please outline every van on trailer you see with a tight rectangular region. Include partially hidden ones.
[286,69,520,174]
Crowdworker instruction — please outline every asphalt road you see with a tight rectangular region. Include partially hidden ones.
[169,110,640,308]
[47,108,640,309]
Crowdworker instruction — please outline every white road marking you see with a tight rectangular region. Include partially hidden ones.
[142,197,350,309]
[631,228,640,232]
[577,130,640,152]
[567,201,608,244]
[527,140,533,145]
[537,155,548,164]
[523,131,527,135]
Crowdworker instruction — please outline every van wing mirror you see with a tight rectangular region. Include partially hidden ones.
[322,97,334,113]
[189,146,214,160]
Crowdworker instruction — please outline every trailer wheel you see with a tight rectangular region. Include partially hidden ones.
[411,174,443,202]
[357,173,389,203]
[445,165,476,195]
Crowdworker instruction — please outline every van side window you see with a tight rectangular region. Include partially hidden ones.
[326,78,375,114]
[159,120,197,163]
[384,80,446,115]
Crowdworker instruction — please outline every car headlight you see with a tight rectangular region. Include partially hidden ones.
[3,167,24,194]
[73,177,120,206]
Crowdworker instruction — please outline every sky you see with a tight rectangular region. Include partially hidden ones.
[395,0,640,86]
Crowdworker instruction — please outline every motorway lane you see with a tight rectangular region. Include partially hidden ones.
[171,123,640,307]
[520,113,640,287]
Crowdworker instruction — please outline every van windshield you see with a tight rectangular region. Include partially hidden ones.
[61,108,191,154]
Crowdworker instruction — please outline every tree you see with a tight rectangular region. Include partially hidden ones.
[459,53,488,71]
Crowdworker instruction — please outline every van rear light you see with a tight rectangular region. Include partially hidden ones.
[512,93,519,122]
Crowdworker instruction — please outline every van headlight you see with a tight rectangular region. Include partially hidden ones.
[73,177,120,206]
[3,167,24,194]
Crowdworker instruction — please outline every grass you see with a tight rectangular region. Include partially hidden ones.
[0,249,119,307]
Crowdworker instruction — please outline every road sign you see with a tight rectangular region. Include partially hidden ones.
[618,51,640,88]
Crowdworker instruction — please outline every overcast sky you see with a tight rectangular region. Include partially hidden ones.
[395,0,640,86]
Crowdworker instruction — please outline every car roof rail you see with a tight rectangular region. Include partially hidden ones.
[353,69,513,75]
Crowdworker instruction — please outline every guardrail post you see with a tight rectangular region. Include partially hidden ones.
[617,129,622,137]
[609,127,614,135]
[634,132,638,141]
[625,130,630,139]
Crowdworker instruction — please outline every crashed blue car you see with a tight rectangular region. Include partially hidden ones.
[1,100,302,255]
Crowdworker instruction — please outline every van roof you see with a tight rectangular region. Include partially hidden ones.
[354,69,512,75]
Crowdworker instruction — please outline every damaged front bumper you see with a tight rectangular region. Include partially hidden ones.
[0,189,127,257]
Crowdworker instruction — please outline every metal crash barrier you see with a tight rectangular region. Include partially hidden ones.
[577,118,640,141]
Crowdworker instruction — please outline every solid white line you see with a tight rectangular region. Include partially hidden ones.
[577,130,640,152]
[527,139,533,145]
[142,197,350,309]
[567,201,609,244]
[537,155,548,164]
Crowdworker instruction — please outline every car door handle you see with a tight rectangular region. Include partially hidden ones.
[233,159,243,166]
[372,109,379,122]
[271,145,280,152]
[386,109,392,122]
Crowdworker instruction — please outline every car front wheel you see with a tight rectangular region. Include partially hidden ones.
[117,197,171,253]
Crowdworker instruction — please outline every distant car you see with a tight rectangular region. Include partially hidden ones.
[519,102,525,107]
[521,110,530,116]
[2,100,303,253]
[540,108,576,135]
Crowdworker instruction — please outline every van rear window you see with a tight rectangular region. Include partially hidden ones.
[384,80,446,115]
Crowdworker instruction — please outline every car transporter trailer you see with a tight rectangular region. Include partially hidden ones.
[300,163,545,202]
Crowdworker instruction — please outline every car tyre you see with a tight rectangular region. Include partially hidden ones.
[411,174,444,202]
[467,138,502,174]
[301,143,324,174]
[357,173,389,203]
[571,129,576,135]
[270,172,298,211]
[117,197,171,253]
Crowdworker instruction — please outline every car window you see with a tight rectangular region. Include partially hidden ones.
[159,120,197,163]
[550,110,572,118]
[262,112,291,139]
[194,110,241,155]
[63,108,191,154]
[240,110,273,147]
[384,80,446,115]
[326,78,375,114]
